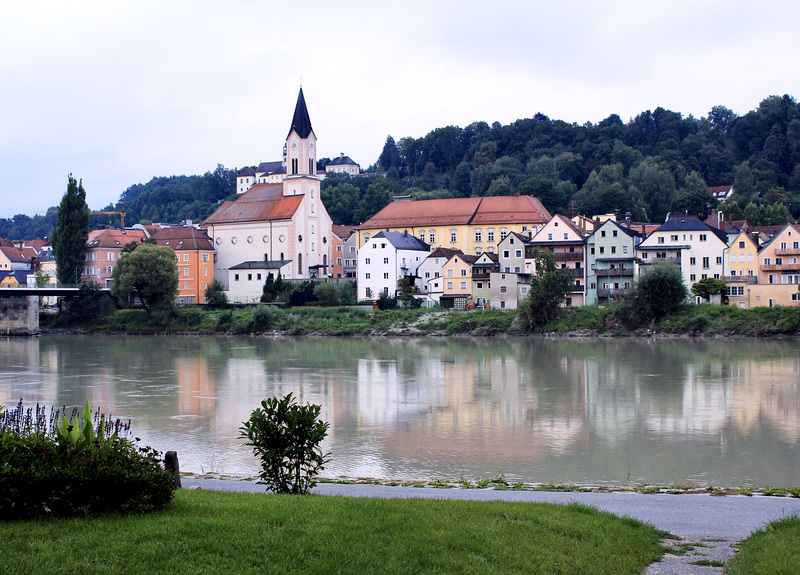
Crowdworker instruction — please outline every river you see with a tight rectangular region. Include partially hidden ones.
[1,335,798,488]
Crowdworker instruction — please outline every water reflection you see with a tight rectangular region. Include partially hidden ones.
[1,336,798,487]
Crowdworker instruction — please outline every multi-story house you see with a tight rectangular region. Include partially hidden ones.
[325,154,360,176]
[528,214,587,307]
[751,224,800,307]
[471,252,499,306]
[331,225,355,279]
[82,228,148,287]
[723,231,760,307]
[357,231,430,301]
[585,219,642,305]
[204,89,334,288]
[415,247,462,307]
[0,246,33,273]
[497,232,530,273]
[150,226,215,305]
[357,195,550,255]
[488,271,530,310]
[341,232,358,279]
[637,213,728,297]
[441,254,478,309]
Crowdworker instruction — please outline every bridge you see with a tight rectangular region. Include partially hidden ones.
[0,286,109,336]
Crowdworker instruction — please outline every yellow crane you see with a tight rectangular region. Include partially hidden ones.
[40,210,127,227]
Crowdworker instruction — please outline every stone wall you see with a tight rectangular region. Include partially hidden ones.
[0,295,40,335]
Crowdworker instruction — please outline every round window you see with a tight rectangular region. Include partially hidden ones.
[231,237,238,244]
[247,236,253,243]
[262,235,269,243]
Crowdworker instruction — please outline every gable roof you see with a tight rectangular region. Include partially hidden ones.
[361,195,550,228]
[230,260,292,270]
[86,228,148,249]
[287,88,313,139]
[446,254,479,266]
[327,154,359,167]
[426,247,463,260]
[656,213,728,243]
[589,218,643,240]
[202,184,303,225]
[758,223,800,251]
[332,225,356,240]
[0,246,33,264]
[372,231,430,251]
[150,226,214,251]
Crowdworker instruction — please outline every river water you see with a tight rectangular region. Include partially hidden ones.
[1,335,798,487]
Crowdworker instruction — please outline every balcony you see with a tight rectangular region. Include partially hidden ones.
[553,251,584,260]
[641,257,681,266]
[760,263,800,272]
[775,248,800,256]
[571,285,585,292]
[472,272,491,280]
[595,268,634,277]
[563,268,584,277]
[597,287,629,298]
[722,276,757,284]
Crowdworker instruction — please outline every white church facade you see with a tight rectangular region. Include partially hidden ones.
[202,89,334,297]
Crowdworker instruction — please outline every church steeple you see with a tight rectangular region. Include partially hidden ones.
[287,87,313,140]
[285,87,317,178]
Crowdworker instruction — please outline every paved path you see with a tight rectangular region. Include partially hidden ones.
[182,479,800,574]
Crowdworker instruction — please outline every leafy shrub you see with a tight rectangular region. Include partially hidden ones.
[240,393,329,494]
[0,400,174,519]
[249,305,276,332]
[215,309,233,331]
[376,292,398,310]
[204,280,228,309]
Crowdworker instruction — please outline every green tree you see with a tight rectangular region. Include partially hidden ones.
[518,252,576,332]
[313,282,339,307]
[261,273,276,303]
[691,277,727,301]
[671,171,714,217]
[614,263,687,327]
[51,175,90,285]
[205,280,228,308]
[111,244,178,317]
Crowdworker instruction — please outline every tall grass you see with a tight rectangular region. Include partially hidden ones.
[727,515,800,575]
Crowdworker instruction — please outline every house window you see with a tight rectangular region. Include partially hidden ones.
[487,229,495,242]
[515,250,522,258]
[611,246,616,254]
[500,286,507,294]
[563,233,568,239]
[716,257,722,265]
[184,282,188,289]
[204,269,207,276]
[184,268,189,276]
[521,287,528,294]
[671,235,678,241]
[384,273,389,279]
[503,250,510,258]
[450,230,457,243]
[365,273,371,279]
[366,287,372,298]
[500,301,506,309]
[383,258,389,264]
[700,234,707,241]
[183,254,189,262]
[419,230,425,241]
[612,230,618,237]
[429,231,435,243]
[475,230,482,243]
[690,257,696,265]
[460,269,467,276]
[447,281,453,290]
[500,228,508,240]
[601,231,606,237]
[202,254,209,263]
[365,258,371,265]
[658,237,665,244]
[623,246,628,254]
[234,274,240,281]
[247,274,252,281]
[764,258,771,265]
[548,233,553,240]
[460,281,467,290]
[702,257,709,269]
[739,241,746,249]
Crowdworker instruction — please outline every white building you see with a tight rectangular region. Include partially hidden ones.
[414,248,463,307]
[357,231,430,301]
[203,88,334,289]
[637,213,728,296]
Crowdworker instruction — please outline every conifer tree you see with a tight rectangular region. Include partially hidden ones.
[51,174,90,285]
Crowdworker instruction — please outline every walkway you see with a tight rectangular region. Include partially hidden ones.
[182,478,800,574]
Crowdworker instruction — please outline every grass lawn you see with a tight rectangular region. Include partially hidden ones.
[727,515,800,575]
[0,489,665,574]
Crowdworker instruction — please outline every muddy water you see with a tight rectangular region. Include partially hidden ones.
[1,335,798,487]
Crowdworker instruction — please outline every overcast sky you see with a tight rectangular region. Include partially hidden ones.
[2,0,799,219]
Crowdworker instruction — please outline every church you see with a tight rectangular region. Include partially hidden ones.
[202,89,334,298]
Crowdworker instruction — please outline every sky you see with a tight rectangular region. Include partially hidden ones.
[2,0,799,219]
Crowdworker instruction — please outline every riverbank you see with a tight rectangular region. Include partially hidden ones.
[41,302,800,337]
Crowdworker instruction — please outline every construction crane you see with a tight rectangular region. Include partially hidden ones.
[39,210,127,227]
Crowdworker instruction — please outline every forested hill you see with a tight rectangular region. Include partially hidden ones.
[2,94,798,240]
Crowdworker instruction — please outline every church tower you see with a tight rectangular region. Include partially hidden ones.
[284,87,318,183]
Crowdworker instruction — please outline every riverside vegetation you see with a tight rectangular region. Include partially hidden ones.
[42,297,800,337]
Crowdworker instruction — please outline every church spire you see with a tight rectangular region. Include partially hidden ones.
[287,87,313,139]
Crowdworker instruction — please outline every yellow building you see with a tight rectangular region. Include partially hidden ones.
[357,195,551,256]
[441,254,478,309]
[752,223,800,307]
[724,231,760,307]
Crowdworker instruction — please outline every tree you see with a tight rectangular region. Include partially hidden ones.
[518,252,576,332]
[671,171,714,217]
[313,282,339,307]
[614,263,687,327]
[51,175,90,285]
[111,244,178,317]
[205,280,228,308]
[691,277,727,301]
[261,273,276,303]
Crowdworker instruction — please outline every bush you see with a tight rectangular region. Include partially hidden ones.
[240,393,329,494]
[0,400,175,519]
[215,309,233,331]
[249,305,276,332]
[376,292,398,310]
[205,280,228,309]
[613,263,688,328]
[61,282,116,323]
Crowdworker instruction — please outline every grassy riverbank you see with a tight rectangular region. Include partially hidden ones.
[0,488,664,574]
[42,301,800,337]
[728,516,800,575]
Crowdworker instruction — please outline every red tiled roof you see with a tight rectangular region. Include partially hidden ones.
[0,246,32,263]
[361,195,551,228]
[86,229,147,249]
[428,247,464,259]
[332,225,356,239]
[202,184,303,225]
[150,226,214,251]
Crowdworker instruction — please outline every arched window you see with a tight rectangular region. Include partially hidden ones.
[298,253,303,275]
[323,255,327,265]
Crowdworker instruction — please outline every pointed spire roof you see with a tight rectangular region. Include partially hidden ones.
[287,88,313,139]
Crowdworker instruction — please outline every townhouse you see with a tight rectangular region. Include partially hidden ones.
[150,226,216,305]
[722,231,760,307]
[585,219,643,305]
[527,214,587,307]
[637,213,728,297]
[357,231,430,301]
[441,253,479,309]
[750,224,800,307]
[415,248,462,307]
[82,228,148,287]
